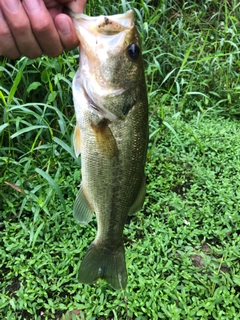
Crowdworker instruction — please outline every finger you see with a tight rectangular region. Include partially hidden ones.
[0,0,42,59]
[23,0,63,57]
[55,14,79,51]
[54,1,87,51]
[0,7,20,59]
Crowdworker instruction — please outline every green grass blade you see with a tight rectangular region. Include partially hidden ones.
[30,222,45,248]
[0,123,9,134]
[35,167,66,212]
[53,136,76,160]
[163,120,185,152]
[0,90,7,107]
[7,58,28,104]
[10,125,48,139]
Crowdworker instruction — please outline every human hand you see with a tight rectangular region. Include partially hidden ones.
[0,0,87,59]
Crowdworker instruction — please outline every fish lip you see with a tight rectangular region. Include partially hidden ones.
[66,9,134,30]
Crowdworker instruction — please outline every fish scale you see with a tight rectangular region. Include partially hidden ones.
[69,9,148,289]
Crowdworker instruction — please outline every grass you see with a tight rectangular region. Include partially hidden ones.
[1,0,240,319]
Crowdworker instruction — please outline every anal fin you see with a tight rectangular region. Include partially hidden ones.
[74,183,94,224]
[128,176,146,216]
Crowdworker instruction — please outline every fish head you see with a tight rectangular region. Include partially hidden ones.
[71,10,145,120]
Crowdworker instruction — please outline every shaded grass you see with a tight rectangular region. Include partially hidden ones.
[1,0,240,319]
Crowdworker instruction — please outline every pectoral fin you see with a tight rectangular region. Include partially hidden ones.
[128,176,146,216]
[73,122,81,157]
[91,120,118,159]
[74,183,94,224]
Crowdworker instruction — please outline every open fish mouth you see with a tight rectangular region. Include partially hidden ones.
[66,9,134,30]
[66,10,134,56]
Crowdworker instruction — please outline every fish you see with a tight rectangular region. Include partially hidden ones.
[69,9,148,290]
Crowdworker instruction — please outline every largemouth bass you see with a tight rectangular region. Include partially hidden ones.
[70,9,148,290]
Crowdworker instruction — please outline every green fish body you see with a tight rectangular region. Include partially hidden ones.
[71,10,148,290]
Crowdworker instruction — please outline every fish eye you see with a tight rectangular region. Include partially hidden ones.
[127,43,140,60]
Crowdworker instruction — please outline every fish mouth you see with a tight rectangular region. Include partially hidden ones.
[75,10,134,34]
[67,9,134,31]
[68,10,134,55]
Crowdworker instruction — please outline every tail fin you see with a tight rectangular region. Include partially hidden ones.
[78,241,127,290]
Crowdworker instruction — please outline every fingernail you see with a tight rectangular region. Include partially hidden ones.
[23,0,41,14]
[2,0,20,13]
[56,18,71,35]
